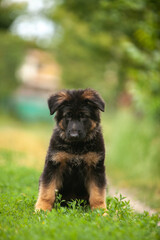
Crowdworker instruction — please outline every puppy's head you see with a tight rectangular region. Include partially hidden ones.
[48,89,105,141]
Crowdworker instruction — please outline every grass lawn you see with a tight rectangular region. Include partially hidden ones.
[102,111,160,210]
[0,154,159,240]
[0,113,160,240]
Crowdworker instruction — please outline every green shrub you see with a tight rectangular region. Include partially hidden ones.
[103,110,160,209]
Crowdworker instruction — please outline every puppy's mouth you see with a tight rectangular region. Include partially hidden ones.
[66,131,85,142]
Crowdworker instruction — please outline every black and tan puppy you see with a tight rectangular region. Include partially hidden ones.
[35,89,107,211]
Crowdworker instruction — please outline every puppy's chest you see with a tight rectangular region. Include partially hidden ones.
[63,159,87,179]
[65,155,84,167]
[52,151,102,168]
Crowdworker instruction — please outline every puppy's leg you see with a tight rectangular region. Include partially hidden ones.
[88,163,107,211]
[88,181,106,210]
[35,160,59,211]
[35,179,56,211]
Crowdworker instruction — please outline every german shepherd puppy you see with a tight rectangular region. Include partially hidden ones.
[35,89,107,211]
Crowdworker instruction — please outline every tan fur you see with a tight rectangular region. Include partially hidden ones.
[59,130,66,140]
[52,152,73,180]
[52,151,101,167]
[57,91,71,104]
[36,152,105,211]
[88,181,106,210]
[58,120,64,130]
[83,152,101,166]
[35,180,56,211]
[52,151,73,164]
[90,120,97,131]
[82,89,95,100]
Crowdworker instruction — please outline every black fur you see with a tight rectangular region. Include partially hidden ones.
[37,88,107,208]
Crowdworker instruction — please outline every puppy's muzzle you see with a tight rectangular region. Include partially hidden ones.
[68,130,80,140]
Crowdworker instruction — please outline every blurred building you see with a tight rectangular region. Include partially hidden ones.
[18,49,61,95]
[13,49,61,121]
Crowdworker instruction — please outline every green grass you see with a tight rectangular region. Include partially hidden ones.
[0,112,160,239]
[0,156,159,240]
[102,110,160,210]
[0,111,160,210]
[1,110,160,190]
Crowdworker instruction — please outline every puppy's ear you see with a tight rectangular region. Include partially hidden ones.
[48,91,70,115]
[82,88,105,112]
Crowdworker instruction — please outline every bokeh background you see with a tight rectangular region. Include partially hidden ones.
[0,0,160,210]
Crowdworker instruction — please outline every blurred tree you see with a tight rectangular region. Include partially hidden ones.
[0,33,29,99]
[0,0,25,29]
[0,0,33,100]
[48,0,160,121]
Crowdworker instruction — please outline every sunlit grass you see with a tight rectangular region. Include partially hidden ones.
[102,110,160,210]
[0,111,160,210]
[0,157,159,240]
[0,116,53,170]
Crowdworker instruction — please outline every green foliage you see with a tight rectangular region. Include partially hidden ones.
[48,0,160,121]
[102,110,160,209]
[0,157,159,240]
[0,0,33,101]
[0,0,26,29]
[0,32,29,99]
[0,111,159,211]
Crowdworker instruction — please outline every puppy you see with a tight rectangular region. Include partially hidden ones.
[35,88,107,211]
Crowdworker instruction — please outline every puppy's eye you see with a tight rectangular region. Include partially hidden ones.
[79,112,86,118]
[65,112,72,119]
[79,112,84,118]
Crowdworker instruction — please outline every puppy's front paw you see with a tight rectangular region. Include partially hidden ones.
[102,210,109,217]
[35,200,52,212]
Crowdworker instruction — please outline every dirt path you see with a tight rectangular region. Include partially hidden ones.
[108,181,156,215]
